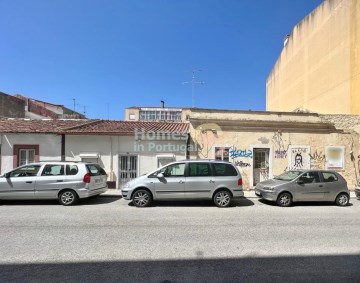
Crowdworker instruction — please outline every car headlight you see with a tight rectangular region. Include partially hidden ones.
[123,183,130,189]
[263,186,274,191]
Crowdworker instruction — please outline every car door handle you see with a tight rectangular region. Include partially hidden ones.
[319,185,324,187]
[57,180,64,182]
[179,180,185,184]
[209,180,215,183]
[25,181,33,184]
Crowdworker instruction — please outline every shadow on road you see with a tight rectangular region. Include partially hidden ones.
[0,196,121,206]
[258,198,354,207]
[127,197,254,208]
[0,254,359,282]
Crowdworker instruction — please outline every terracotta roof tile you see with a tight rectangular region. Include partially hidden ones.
[0,118,189,135]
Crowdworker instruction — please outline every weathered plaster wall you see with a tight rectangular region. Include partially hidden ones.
[267,0,359,114]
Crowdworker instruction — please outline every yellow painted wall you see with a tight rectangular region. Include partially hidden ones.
[350,0,360,113]
[267,0,359,114]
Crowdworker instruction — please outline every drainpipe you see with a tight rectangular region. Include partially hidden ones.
[61,134,65,161]
[186,133,190,160]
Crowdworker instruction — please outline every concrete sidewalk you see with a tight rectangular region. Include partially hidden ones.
[102,189,358,199]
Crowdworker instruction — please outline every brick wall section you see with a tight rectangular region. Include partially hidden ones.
[0,92,25,118]
[27,100,58,119]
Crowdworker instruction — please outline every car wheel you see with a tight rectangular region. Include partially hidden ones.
[132,190,152,207]
[335,193,349,206]
[58,190,79,206]
[277,192,292,207]
[213,190,232,208]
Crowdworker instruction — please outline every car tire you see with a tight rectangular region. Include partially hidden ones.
[58,190,79,206]
[213,190,232,208]
[277,192,292,207]
[132,189,152,207]
[335,193,349,206]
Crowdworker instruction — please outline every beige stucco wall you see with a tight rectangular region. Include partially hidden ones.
[188,109,360,191]
[267,0,360,114]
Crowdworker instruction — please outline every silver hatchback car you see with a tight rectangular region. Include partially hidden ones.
[122,160,244,207]
[255,170,350,207]
[0,162,108,205]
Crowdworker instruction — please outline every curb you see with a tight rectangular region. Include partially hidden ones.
[101,190,358,199]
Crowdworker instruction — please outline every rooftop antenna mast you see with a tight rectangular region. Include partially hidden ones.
[183,69,205,107]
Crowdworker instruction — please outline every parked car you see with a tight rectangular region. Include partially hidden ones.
[121,160,244,207]
[355,187,360,199]
[255,170,350,207]
[0,162,108,205]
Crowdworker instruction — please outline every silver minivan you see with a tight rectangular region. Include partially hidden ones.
[121,160,244,207]
[0,162,108,205]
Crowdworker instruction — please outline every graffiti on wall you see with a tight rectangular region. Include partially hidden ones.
[275,150,287,159]
[288,146,310,170]
[234,160,251,167]
[272,132,290,159]
[229,148,253,159]
[309,150,325,169]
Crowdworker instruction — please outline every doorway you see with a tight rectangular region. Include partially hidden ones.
[119,155,138,188]
[253,148,270,186]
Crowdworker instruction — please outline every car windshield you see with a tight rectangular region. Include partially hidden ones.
[274,171,303,181]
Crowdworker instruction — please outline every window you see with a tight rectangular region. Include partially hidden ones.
[299,172,320,184]
[86,164,107,176]
[13,145,39,167]
[212,163,237,176]
[41,165,65,176]
[66,165,79,175]
[19,149,35,166]
[189,163,211,177]
[321,172,338,182]
[215,147,230,161]
[10,165,41,177]
[162,163,185,177]
[139,110,182,121]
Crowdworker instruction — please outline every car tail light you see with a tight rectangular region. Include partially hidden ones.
[238,178,243,186]
[83,173,91,183]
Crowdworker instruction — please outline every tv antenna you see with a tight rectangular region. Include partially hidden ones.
[183,69,205,107]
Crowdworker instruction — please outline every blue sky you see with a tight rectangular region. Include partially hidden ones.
[0,0,324,119]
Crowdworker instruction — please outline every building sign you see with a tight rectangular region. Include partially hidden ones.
[325,146,345,170]
[288,145,310,170]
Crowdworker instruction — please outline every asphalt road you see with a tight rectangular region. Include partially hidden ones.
[0,196,359,282]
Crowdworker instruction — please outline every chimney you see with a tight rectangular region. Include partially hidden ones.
[283,34,290,46]
[161,100,165,108]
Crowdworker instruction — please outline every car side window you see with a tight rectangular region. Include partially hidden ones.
[322,172,338,182]
[10,165,41,177]
[212,163,238,176]
[41,165,65,176]
[189,163,211,177]
[162,163,185,177]
[66,165,79,175]
[299,172,320,184]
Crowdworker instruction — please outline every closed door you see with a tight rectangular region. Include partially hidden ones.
[253,148,270,186]
[185,162,214,199]
[119,155,137,188]
[0,164,41,199]
[154,163,185,199]
[296,172,325,201]
[35,164,65,198]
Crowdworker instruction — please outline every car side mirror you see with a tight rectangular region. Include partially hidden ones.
[297,180,304,185]
[4,172,11,178]
[157,173,164,179]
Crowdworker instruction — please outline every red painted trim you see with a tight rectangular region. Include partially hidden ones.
[13,144,39,168]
